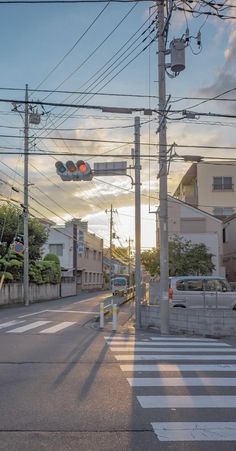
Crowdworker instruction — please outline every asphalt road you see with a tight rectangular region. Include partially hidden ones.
[1,293,236,450]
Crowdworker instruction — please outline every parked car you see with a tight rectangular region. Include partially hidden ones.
[168,276,236,309]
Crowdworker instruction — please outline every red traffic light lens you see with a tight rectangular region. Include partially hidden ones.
[79,163,87,173]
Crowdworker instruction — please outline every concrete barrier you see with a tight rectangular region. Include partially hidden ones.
[141,305,236,337]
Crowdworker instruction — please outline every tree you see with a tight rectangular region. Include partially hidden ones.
[141,236,215,277]
[0,204,48,260]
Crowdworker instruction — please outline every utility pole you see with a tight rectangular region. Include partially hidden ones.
[134,116,142,329]
[157,1,169,334]
[105,205,116,289]
[127,237,133,286]
[23,84,29,307]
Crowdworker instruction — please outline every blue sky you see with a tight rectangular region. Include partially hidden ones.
[0,1,235,250]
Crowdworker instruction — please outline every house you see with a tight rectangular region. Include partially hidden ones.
[42,218,103,291]
[174,162,236,218]
[156,196,225,276]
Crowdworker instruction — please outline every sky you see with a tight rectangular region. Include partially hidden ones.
[0,0,235,252]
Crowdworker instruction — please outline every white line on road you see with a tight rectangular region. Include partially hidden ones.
[46,310,99,315]
[151,422,236,441]
[150,337,217,342]
[106,341,230,347]
[40,321,77,333]
[110,347,233,352]
[0,320,25,329]
[18,310,48,318]
[115,354,236,361]
[127,377,236,386]
[7,321,51,333]
[120,363,236,372]
[137,395,236,408]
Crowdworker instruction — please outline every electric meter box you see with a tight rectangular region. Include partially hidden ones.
[170,38,185,73]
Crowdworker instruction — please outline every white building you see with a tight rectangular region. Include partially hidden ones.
[174,161,236,218]
[156,196,225,276]
[42,218,103,291]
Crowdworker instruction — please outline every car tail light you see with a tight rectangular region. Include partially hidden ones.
[168,287,173,299]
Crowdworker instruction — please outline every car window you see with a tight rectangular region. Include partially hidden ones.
[205,279,231,292]
[176,280,186,291]
[185,280,203,291]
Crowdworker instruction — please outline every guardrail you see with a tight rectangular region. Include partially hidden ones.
[99,300,118,331]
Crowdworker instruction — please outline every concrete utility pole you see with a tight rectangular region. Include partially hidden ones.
[157,1,170,334]
[23,84,29,307]
[134,116,142,329]
[105,205,116,289]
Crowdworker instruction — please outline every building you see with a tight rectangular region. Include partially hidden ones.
[174,162,236,218]
[223,214,236,281]
[42,218,103,291]
[156,196,225,276]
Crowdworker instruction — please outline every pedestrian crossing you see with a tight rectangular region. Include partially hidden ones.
[104,334,236,443]
[0,319,77,334]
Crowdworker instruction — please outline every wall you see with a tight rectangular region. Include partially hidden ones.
[197,162,236,215]
[141,305,236,337]
[0,280,76,306]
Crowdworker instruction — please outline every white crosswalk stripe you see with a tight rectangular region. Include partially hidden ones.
[0,320,25,330]
[105,334,236,443]
[7,321,51,333]
[3,320,77,334]
[40,321,77,334]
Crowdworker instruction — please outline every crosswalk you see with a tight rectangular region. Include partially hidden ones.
[105,334,236,443]
[0,319,77,334]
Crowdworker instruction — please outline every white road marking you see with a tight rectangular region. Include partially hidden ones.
[18,310,48,318]
[110,347,233,352]
[107,341,230,347]
[115,354,236,361]
[46,310,98,315]
[0,320,25,330]
[151,422,236,441]
[127,377,236,386]
[40,321,77,333]
[120,363,236,372]
[7,321,51,333]
[150,337,217,342]
[137,395,236,408]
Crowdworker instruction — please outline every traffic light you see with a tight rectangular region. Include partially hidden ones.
[55,161,71,181]
[55,160,93,181]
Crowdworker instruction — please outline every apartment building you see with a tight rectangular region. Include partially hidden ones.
[223,214,236,281]
[42,218,103,291]
[174,162,236,218]
[156,196,225,276]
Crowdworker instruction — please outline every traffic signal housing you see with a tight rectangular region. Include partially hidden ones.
[55,159,93,181]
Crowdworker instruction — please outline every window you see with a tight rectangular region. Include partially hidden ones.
[176,279,204,292]
[84,272,88,283]
[98,252,102,261]
[223,228,226,243]
[213,176,233,191]
[89,272,92,283]
[85,247,89,258]
[93,250,96,260]
[97,273,99,283]
[214,207,234,217]
[49,244,63,256]
[93,273,96,283]
[204,279,231,292]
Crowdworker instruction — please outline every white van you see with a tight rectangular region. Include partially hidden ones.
[169,276,236,309]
